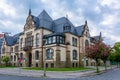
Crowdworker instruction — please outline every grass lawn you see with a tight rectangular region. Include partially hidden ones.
[23,67,93,71]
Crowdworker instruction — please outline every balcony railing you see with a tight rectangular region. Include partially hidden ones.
[23,46,32,52]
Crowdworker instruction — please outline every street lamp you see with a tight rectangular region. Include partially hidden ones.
[43,38,46,77]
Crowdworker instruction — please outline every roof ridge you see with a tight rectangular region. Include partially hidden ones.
[37,10,53,21]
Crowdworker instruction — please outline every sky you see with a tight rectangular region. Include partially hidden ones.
[0,0,120,46]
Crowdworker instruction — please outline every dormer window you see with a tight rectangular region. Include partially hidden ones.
[63,22,71,32]
[63,26,71,31]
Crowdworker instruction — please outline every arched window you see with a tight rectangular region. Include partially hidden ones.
[10,47,13,52]
[11,56,13,61]
[85,40,89,46]
[36,33,40,46]
[73,50,77,60]
[15,46,18,52]
[14,55,16,61]
[46,49,54,59]
[35,51,39,60]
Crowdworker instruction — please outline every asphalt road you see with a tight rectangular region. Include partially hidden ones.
[0,68,120,80]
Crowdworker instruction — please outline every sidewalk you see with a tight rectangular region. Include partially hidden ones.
[0,66,117,78]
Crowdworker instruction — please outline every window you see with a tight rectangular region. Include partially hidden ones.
[59,36,63,43]
[36,33,40,46]
[46,36,65,45]
[2,47,5,54]
[10,47,13,52]
[63,26,71,31]
[25,32,33,47]
[14,55,16,61]
[46,49,54,59]
[48,37,52,44]
[72,37,77,46]
[56,36,59,43]
[35,51,39,60]
[85,40,89,46]
[11,56,13,61]
[73,50,77,60]
[20,38,23,48]
[15,46,18,52]
[52,36,56,43]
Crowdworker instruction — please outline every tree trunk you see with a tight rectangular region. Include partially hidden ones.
[104,60,107,71]
[96,59,99,73]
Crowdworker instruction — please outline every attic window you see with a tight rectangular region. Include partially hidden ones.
[63,26,71,31]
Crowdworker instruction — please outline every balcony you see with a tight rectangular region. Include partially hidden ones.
[23,46,32,52]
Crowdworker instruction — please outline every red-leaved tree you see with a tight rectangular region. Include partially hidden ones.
[101,44,112,70]
[86,42,102,73]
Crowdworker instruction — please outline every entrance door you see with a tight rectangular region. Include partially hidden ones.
[28,53,32,67]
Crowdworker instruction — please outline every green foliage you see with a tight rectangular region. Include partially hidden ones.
[2,56,10,66]
[110,42,120,63]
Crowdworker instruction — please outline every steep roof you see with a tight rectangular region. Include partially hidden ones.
[37,10,53,30]
[54,17,78,35]
[4,35,14,46]
[4,32,22,46]
[75,25,85,36]
[90,36,100,43]
[28,10,87,37]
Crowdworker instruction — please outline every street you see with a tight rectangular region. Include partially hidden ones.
[0,68,120,80]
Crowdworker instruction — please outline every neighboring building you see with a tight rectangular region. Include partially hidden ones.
[0,10,101,68]
[0,34,3,65]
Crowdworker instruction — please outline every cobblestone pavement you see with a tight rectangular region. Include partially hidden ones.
[0,68,120,80]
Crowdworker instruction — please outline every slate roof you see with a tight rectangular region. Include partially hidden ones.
[30,10,86,36]
[4,32,23,46]
[75,25,85,36]
[35,10,53,31]
[54,17,78,35]
[90,36,100,43]
[3,10,88,46]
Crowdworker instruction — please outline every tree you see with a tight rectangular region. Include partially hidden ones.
[2,56,10,66]
[111,42,120,67]
[86,42,102,73]
[101,44,112,70]
[108,42,120,68]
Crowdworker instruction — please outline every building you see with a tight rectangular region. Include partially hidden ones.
[0,10,101,68]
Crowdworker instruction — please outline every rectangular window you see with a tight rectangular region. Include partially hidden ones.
[72,37,77,46]
[72,37,74,46]
[53,36,56,43]
[60,36,63,43]
[48,37,52,44]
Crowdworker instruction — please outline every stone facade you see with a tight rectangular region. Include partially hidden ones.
[0,10,100,68]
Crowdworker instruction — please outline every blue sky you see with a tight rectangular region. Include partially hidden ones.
[0,0,120,46]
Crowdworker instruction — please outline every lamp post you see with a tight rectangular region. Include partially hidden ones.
[43,38,46,77]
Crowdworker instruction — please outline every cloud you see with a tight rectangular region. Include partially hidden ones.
[0,0,17,19]
[0,0,120,46]
[0,19,23,35]
[99,0,120,10]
